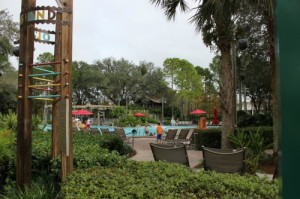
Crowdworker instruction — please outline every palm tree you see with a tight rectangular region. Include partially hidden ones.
[150,0,241,148]
[249,0,278,165]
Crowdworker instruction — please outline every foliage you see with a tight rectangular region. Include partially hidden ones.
[0,9,19,67]
[163,58,203,115]
[195,128,222,150]
[237,111,273,127]
[0,129,14,162]
[32,114,42,131]
[0,10,19,114]
[0,129,15,189]
[72,58,169,106]
[116,115,139,127]
[229,128,273,174]
[0,65,18,114]
[98,134,132,156]
[2,177,58,199]
[0,110,17,131]
[59,161,279,198]
[110,106,126,117]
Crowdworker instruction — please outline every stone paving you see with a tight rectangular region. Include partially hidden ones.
[128,137,203,168]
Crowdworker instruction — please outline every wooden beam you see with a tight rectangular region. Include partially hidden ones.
[16,0,36,188]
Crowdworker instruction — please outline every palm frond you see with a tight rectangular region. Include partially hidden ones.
[149,0,165,7]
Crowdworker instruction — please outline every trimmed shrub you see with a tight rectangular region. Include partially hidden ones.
[98,134,132,156]
[194,126,272,152]
[58,161,279,199]
[194,128,222,150]
[238,111,273,127]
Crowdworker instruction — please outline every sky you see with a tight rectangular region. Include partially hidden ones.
[2,0,215,68]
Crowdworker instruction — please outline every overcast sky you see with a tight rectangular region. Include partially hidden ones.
[2,0,215,68]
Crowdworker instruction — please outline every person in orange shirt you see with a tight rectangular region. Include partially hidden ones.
[156,122,163,144]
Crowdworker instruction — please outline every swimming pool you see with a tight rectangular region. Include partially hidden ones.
[42,124,219,136]
[42,124,199,136]
[91,125,198,136]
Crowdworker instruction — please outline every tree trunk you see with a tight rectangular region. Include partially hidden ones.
[220,48,235,149]
[267,15,279,159]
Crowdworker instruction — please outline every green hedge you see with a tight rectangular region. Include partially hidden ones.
[58,161,279,199]
[194,128,222,150]
[194,126,273,150]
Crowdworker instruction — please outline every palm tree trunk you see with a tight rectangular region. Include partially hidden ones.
[220,48,235,149]
[267,14,279,160]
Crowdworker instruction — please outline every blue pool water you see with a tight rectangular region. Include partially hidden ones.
[42,124,203,136]
[91,125,198,136]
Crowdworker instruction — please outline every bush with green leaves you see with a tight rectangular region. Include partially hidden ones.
[0,110,17,131]
[2,177,58,199]
[117,115,139,127]
[229,128,273,174]
[194,128,222,150]
[58,161,279,199]
[237,111,273,127]
[0,129,15,187]
[32,114,42,131]
[98,134,132,156]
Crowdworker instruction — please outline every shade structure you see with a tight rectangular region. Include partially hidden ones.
[133,112,145,117]
[72,109,93,115]
[190,109,207,115]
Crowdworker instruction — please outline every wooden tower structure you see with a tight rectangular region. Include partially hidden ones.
[16,0,73,187]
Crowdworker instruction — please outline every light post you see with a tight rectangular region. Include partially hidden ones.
[161,97,167,122]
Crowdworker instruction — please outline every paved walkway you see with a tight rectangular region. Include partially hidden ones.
[129,137,203,168]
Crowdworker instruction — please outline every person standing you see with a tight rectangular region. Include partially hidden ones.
[156,122,163,144]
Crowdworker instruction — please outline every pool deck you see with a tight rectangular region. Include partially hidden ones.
[128,137,203,168]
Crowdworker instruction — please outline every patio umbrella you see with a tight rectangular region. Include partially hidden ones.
[190,109,207,115]
[212,107,219,125]
[133,112,145,117]
[190,109,207,129]
[72,109,93,115]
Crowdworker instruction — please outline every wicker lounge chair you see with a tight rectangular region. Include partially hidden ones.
[163,129,178,145]
[202,146,245,174]
[150,143,190,167]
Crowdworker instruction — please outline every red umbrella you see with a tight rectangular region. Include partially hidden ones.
[190,109,207,115]
[212,107,219,125]
[72,109,93,115]
[133,112,145,117]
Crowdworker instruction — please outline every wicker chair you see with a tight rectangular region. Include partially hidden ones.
[202,146,245,174]
[150,143,190,167]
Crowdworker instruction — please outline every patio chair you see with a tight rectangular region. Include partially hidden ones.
[150,143,190,167]
[115,128,132,143]
[90,127,100,135]
[100,128,110,135]
[182,129,195,149]
[163,129,178,145]
[81,128,89,133]
[175,128,190,144]
[202,146,245,174]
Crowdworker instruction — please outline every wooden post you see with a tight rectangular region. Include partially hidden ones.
[52,6,62,159]
[60,0,73,178]
[16,0,36,188]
